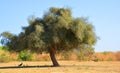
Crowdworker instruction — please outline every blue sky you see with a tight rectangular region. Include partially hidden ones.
[0,0,120,52]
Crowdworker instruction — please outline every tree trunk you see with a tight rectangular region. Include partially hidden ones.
[49,48,60,67]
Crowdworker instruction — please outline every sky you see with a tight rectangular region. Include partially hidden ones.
[0,0,120,52]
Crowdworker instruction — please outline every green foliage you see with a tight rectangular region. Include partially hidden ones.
[0,7,97,65]
[1,7,97,53]
[18,50,33,61]
[1,46,9,51]
[0,32,14,46]
[0,46,2,49]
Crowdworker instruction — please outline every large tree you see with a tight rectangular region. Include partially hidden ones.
[0,7,97,66]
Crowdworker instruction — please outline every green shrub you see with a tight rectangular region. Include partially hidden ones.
[18,50,33,61]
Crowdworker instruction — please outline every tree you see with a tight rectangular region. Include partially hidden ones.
[0,32,14,46]
[0,7,97,66]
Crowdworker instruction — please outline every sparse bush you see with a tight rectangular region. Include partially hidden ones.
[33,53,51,61]
[92,52,118,61]
[1,45,120,62]
[0,49,11,62]
[18,50,33,61]
[73,49,93,61]
[60,51,71,60]
[93,57,99,62]
[92,53,105,61]
[115,51,120,61]
[76,52,84,61]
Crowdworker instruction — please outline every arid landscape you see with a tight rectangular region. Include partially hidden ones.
[0,1,120,73]
[0,61,120,73]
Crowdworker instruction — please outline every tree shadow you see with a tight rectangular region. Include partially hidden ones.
[0,65,54,69]
[0,65,105,69]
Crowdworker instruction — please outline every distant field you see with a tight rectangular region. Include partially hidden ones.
[0,61,120,73]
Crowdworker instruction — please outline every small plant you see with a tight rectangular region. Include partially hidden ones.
[18,50,33,61]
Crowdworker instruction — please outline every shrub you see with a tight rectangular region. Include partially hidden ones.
[60,51,71,60]
[73,49,89,61]
[92,52,117,61]
[33,53,51,61]
[115,51,120,61]
[18,50,33,61]
[0,49,11,62]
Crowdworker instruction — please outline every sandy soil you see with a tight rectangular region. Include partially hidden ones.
[0,61,120,73]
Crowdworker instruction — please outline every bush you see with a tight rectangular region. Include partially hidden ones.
[33,53,51,61]
[73,49,88,61]
[0,49,11,62]
[60,51,71,60]
[92,52,117,61]
[115,51,120,61]
[18,50,33,61]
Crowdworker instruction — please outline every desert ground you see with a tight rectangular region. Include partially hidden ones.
[0,61,120,73]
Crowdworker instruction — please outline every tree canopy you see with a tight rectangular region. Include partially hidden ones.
[0,7,97,66]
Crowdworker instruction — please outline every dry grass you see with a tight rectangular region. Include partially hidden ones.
[0,61,120,73]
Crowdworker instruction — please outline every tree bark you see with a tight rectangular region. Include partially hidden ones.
[49,48,60,67]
